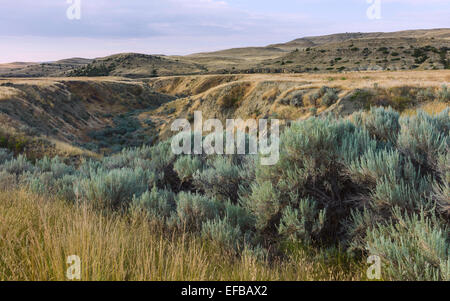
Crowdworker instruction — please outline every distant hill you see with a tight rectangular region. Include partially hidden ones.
[66,53,207,78]
[255,37,449,73]
[268,29,449,50]
[0,58,93,77]
[0,28,448,78]
[183,28,450,73]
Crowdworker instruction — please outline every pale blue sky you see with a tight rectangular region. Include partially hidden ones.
[0,0,449,63]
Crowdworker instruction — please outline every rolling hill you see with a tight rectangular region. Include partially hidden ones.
[1,28,448,78]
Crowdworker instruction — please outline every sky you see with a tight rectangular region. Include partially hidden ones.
[0,0,449,63]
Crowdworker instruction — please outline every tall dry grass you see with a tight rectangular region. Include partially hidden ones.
[0,190,365,281]
[402,101,449,116]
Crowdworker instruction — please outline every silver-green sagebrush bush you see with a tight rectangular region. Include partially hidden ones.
[439,84,450,102]
[278,198,327,244]
[366,208,449,281]
[174,155,203,183]
[170,192,224,231]
[0,154,34,175]
[132,185,176,219]
[201,218,242,250]
[352,106,400,145]
[0,148,13,165]
[74,167,151,208]
[193,156,246,202]
[398,109,449,169]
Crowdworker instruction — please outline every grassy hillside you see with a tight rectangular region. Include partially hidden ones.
[0,58,92,78]
[268,28,450,50]
[67,53,207,78]
[1,71,448,157]
[143,71,450,139]
[257,38,449,73]
[183,29,450,74]
[0,77,174,159]
[1,29,448,78]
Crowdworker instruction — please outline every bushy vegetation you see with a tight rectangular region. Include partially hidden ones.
[68,63,114,77]
[309,86,340,107]
[1,107,448,280]
[349,86,449,112]
[84,111,155,153]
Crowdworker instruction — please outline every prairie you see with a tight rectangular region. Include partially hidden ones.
[0,29,448,282]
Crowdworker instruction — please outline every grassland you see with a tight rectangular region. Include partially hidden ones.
[0,32,448,281]
[0,189,365,281]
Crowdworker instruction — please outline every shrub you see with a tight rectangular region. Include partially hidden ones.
[366,208,449,281]
[132,186,176,219]
[193,156,243,202]
[347,148,403,186]
[351,107,400,145]
[148,140,178,188]
[290,93,304,107]
[243,117,377,243]
[0,155,34,175]
[54,175,79,200]
[433,181,449,217]
[174,156,203,183]
[309,92,321,106]
[438,85,450,102]
[25,171,79,201]
[321,89,339,106]
[224,201,255,234]
[201,218,242,250]
[370,172,433,212]
[74,167,150,209]
[278,198,326,245]
[398,109,449,169]
[417,88,435,102]
[243,181,280,231]
[101,151,134,169]
[170,192,223,231]
[27,172,58,195]
[0,148,12,165]
[35,156,75,178]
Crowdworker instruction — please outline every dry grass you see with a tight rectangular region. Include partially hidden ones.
[48,138,99,159]
[0,190,365,281]
[402,101,450,116]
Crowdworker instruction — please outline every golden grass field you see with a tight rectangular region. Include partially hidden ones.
[0,190,366,281]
